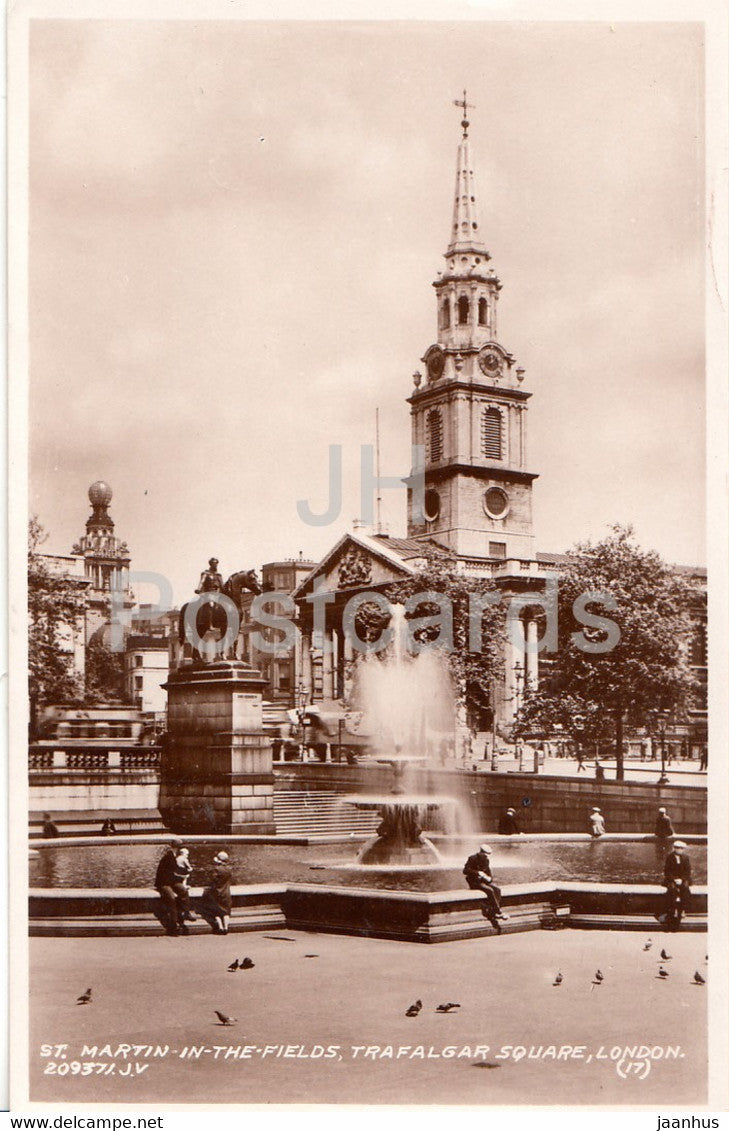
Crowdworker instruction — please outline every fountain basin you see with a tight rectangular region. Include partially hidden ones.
[29,835,707,891]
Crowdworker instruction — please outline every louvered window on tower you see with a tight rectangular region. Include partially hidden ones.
[482,407,502,459]
[458,295,470,324]
[441,299,450,329]
[478,298,488,326]
[427,410,443,463]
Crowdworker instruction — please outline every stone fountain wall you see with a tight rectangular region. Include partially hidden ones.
[274,764,707,835]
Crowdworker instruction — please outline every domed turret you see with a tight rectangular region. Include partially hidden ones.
[88,481,113,508]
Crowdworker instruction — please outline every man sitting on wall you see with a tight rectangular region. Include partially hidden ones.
[463,844,510,928]
[154,838,196,936]
[660,840,692,930]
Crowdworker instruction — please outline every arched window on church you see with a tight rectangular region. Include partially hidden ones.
[427,409,443,463]
[441,299,450,330]
[478,297,488,326]
[482,407,502,460]
[458,295,470,325]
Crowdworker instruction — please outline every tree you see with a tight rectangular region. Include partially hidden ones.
[85,629,127,704]
[514,526,698,780]
[385,547,507,729]
[28,517,85,735]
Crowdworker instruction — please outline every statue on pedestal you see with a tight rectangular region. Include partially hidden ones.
[179,558,262,662]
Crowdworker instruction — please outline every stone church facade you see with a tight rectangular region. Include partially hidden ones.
[293,108,551,741]
[291,107,707,755]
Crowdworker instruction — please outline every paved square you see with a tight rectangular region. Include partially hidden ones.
[29,928,706,1106]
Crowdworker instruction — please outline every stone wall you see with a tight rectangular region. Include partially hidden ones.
[29,768,161,814]
[274,764,707,835]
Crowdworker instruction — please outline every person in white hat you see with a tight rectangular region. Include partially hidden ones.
[589,807,606,837]
[201,850,233,935]
[661,840,692,930]
[654,807,675,839]
[498,807,521,835]
[463,843,509,926]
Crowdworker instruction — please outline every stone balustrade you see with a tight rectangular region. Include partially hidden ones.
[29,745,161,772]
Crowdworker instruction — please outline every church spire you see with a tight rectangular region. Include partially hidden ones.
[447,91,489,258]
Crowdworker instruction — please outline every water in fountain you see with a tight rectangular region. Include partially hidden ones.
[345,605,459,866]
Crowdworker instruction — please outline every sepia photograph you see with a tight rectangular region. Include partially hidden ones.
[9,6,728,1113]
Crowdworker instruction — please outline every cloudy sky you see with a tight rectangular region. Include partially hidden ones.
[29,18,705,605]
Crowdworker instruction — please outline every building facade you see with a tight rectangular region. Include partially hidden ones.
[291,107,707,755]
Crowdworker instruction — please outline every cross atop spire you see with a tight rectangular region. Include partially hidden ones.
[453,89,475,138]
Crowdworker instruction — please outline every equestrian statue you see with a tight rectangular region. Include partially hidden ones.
[178,557,262,661]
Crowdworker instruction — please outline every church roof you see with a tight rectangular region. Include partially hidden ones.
[370,534,450,560]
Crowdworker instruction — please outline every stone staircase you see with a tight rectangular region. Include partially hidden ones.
[273,790,380,838]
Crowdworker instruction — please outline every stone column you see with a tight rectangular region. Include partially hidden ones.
[322,630,335,701]
[502,627,525,727]
[525,618,539,690]
[160,660,274,834]
[301,633,313,700]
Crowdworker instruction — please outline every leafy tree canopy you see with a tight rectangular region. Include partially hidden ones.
[515,525,698,778]
[28,517,85,722]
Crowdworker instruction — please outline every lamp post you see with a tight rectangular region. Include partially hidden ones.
[657,710,670,786]
[298,682,307,762]
[490,678,498,771]
[512,662,525,769]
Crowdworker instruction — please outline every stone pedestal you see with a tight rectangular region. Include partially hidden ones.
[160,660,274,834]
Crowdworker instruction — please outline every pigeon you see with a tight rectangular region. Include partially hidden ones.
[693,971,705,985]
[594,970,604,984]
[227,959,239,972]
[660,948,672,961]
[435,1002,461,1013]
[553,973,563,986]
[214,1010,237,1025]
[658,966,669,979]
[643,941,652,951]
[239,957,255,969]
[76,988,92,1005]
[405,999,422,1017]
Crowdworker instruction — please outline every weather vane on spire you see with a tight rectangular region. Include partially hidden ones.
[453,89,475,138]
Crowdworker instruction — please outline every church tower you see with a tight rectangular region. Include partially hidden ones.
[407,96,537,563]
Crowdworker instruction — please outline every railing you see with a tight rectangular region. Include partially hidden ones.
[28,750,53,770]
[29,746,162,772]
[119,749,161,770]
[457,558,552,578]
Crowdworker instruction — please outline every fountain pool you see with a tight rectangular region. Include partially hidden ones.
[28,837,707,893]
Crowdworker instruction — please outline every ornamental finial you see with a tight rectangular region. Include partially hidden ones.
[453,89,475,139]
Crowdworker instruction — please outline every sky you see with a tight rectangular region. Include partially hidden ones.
[28,18,705,607]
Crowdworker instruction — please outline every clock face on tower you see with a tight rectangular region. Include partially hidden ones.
[427,349,445,381]
[478,348,502,378]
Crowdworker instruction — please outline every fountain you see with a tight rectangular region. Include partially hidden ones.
[343,605,461,867]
